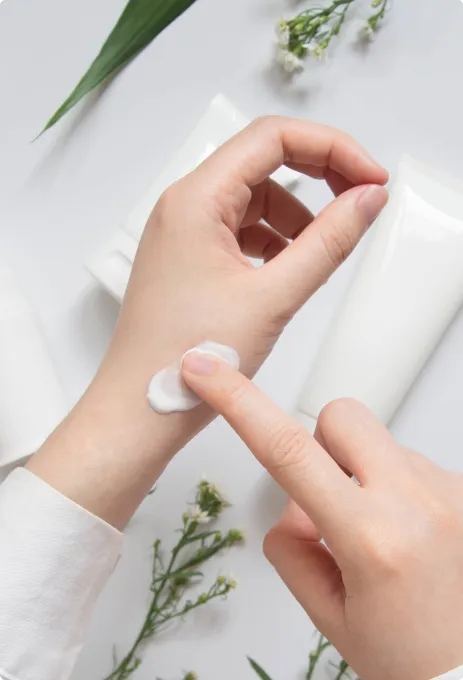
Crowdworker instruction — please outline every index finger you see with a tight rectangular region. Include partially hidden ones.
[196,115,388,189]
[182,353,360,538]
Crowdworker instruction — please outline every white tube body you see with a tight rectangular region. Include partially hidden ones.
[0,262,67,471]
[296,155,463,432]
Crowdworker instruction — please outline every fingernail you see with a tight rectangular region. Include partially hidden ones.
[356,185,389,225]
[182,352,218,376]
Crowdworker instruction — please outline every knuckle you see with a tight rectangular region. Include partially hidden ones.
[317,401,340,431]
[156,183,179,210]
[224,380,250,411]
[317,398,357,434]
[356,525,405,577]
[267,423,309,472]
[319,221,355,269]
[152,183,181,224]
[428,497,460,534]
[251,114,279,130]
[248,116,282,149]
[262,527,280,563]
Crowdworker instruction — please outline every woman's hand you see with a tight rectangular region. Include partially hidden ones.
[29,117,387,528]
[182,356,463,680]
[110,117,387,380]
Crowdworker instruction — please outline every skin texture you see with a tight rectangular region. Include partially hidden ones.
[182,355,463,680]
[28,116,388,528]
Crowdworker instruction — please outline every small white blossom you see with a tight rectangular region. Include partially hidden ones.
[200,478,229,505]
[275,46,303,73]
[217,574,238,589]
[358,21,375,42]
[275,20,290,47]
[189,504,211,524]
[228,528,245,542]
[226,575,238,589]
[308,43,326,60]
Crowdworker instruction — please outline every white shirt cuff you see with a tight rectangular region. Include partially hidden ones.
[0,468,123,680]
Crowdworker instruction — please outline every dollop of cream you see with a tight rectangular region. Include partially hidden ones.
[147,341,240,414]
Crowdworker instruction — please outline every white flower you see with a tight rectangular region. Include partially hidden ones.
[199,477,229,505]
[189,504,211,524]
[308,43,326,60]
[275,20,290,47]
[357,20,375,42]
[275,46,303,73]
[226,575,238,590]
[217,574,238,589]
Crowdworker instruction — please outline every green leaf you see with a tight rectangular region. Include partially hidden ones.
[40,0,198,135]
[247,657,275,680]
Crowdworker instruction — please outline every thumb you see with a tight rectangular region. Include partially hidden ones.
[264,501,345,637]
[260,183,388,315]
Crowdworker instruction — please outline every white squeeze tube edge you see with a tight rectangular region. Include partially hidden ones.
[0,259,67,476]
[86,94,299,303]
[295,154,463,432]
[431,667,463,680]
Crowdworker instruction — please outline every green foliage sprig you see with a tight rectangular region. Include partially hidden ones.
[40,0,199,135]
[104,479,244,680]
[275,0,391,73]
[249,632,359,680]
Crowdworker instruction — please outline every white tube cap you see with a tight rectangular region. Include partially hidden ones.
[293,410,318,435]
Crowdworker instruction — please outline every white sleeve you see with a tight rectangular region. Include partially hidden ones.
[0,468,123,680]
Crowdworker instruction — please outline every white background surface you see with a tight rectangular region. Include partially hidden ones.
[0,0,463,678]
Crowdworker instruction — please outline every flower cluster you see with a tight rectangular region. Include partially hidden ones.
[105,479,244,680]
[183,478,233,528]
[275,0,391,73]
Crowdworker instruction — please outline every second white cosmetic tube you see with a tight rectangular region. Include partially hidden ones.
[0,260,67,475]
[296,155,463,432]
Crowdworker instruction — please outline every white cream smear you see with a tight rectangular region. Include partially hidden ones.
[147,341,240,414]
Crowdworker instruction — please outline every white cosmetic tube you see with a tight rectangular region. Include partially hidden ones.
[296,155,463,433]
[0,260,67,474]
[87,94,299,302]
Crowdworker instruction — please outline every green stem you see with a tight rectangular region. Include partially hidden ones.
[287,0,356,51]
[104,533,187,680]
[103,481,240,680]
[157,538,233,581]
[289,0,355,27]
[369,0,389,27]
[331,1,351,36]
[377,0,389,19]
[334,661,350,680]
[306,634,332,680]
[105,530,238,679]
[155,587,228,627]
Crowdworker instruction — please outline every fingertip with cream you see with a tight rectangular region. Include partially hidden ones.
[182,351,220,377]
[147,341,239,415]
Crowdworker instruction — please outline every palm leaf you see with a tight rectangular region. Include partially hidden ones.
[40,0,198,135]
[247,657,275,680]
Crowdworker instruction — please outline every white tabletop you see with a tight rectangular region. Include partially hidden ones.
[1,0,463,678]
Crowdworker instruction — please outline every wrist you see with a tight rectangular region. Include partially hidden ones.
[84,370,213,458]
[27,373,213,529]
